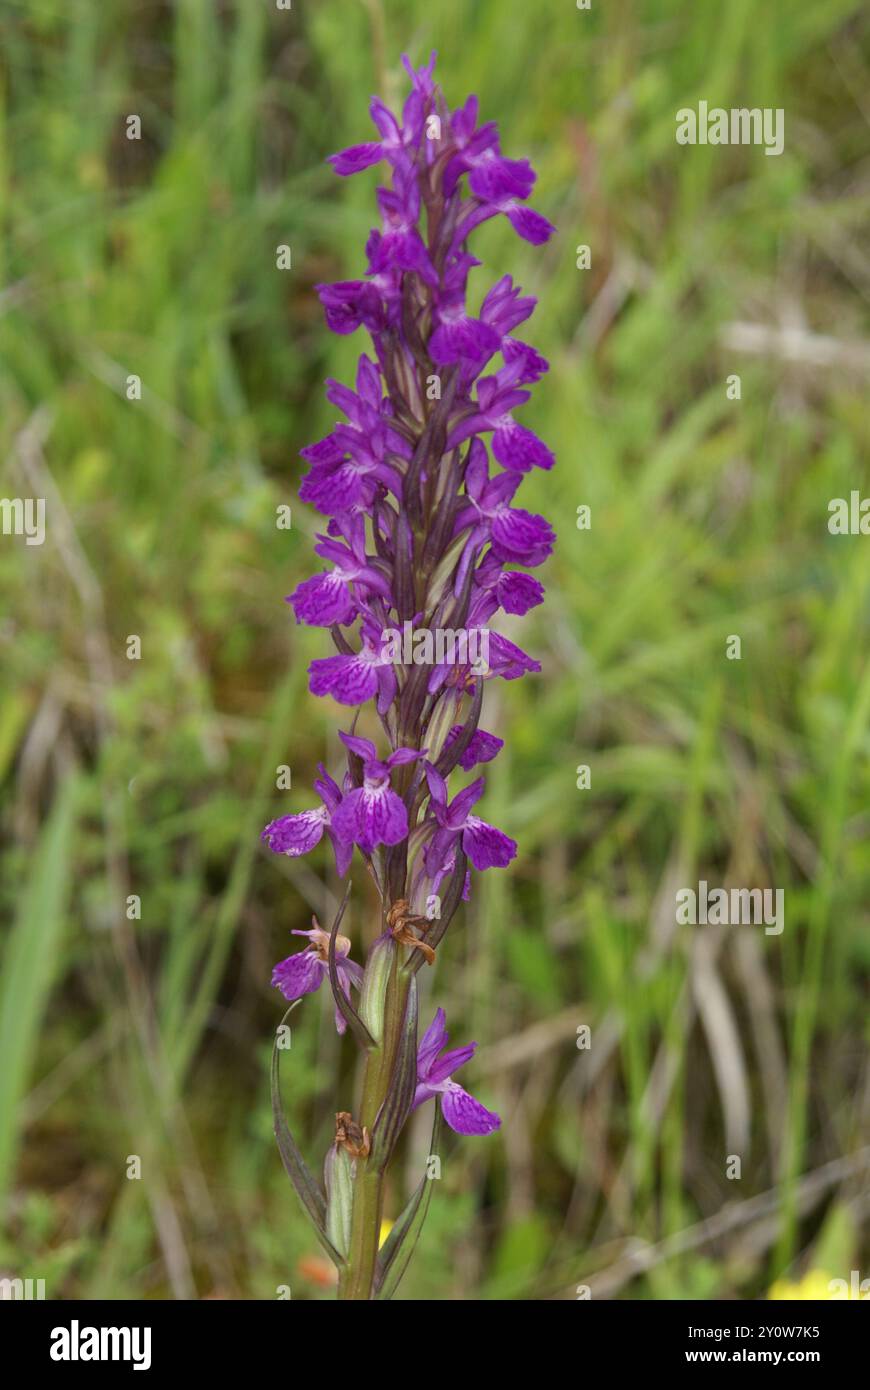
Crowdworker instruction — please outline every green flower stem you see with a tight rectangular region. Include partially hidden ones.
[338,952,410,1300]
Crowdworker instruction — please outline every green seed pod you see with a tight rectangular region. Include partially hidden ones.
[359,933,396,1046]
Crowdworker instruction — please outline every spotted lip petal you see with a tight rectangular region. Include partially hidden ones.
[289,571,357,627]
[463,815,517,871]
[423,766,516,878]
[332,783,408,853]
[261,807,328,857]
[271,949,324,1002]
[441,1083,502,1136]
[308,651,381,705]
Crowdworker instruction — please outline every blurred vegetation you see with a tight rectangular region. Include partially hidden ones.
[0,0,868,1300]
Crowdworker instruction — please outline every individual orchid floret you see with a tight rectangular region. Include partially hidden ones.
[308,620,398,712]
[328,90,426,177]
[452,442,556,570]
[443,724,504,771]
[288,514,392,628]
[443,105,498,195]
[498,336,549,387]
[315,279,386,336]
[472,554,545,617]
[272,922,364,1036]
[480,275,538,339]
[424,765,517,872]
[369,168,439,287]
[413,1009,501,1136]
[288,567,358,628]
[456,194,556,246]
[429,268,503,367]
[420,842,472,908]
[427,622,541,698]
[332,734,424,853]
[298,369,409,517]
[297,443,385,517]
[261,765,352,876]
[449,376,555,472]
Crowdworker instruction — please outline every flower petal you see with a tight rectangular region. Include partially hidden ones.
[417,1007,449,1077]
[288,571,356,627]
[308,652,380,705]
[299,460,367,515]
[441,1082,501,1136]
[430,315,501,366]
[331,785,408,851]
[359,785,408,849]
[462,815,517,870]
[491,505,555,566]
[261,808,328,857]
[327,829,354,878]
[339,730,378,763]
[495,571,544,615]
[427,1042,476,1086]
[411,1081,439,1112]
[505,203,555,244]
[271,949,324,1001]
[445,725,505,771]
[328,142,383,176]
[492,420,555,473]
[469,154,535,202]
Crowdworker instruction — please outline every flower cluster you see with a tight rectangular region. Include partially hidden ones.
[264,53,555,1142]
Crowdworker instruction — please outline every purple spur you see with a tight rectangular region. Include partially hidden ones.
[266,52,554,1301]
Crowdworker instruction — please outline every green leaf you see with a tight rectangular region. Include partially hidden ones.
[270,1002,345,1269]
[327,883,375,1050]
[374,1104,442,1301]
[368,975,418,1174]
[0,775,79,1213]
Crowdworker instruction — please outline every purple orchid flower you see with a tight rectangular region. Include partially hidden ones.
[266,54,556,1298]
[426,622,541,698]
[272,923,364,1036]
[456,193,556,247]
[261,765,352,876]
[298,362,409,517]
[472,552,545,617]
[452,440,556,574]
[288,513,393,627]
[424,764,516,873]
[413,1008,501,1136]
[332,733,424,853]
[329,88,427,177]
[308,620,398,713]
[368,168,439,287]
[315,279,387,336]
[443,724,504,771]
[447,375,554,472]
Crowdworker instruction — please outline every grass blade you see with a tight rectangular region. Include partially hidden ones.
[0,775,79,1216]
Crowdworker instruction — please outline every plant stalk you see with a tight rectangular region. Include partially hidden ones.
[338,952,412,1300]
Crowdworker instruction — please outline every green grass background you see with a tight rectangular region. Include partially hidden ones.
[0,0,868,1300]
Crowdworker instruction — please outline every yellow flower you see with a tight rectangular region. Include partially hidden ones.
[768,1268,845,1300]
